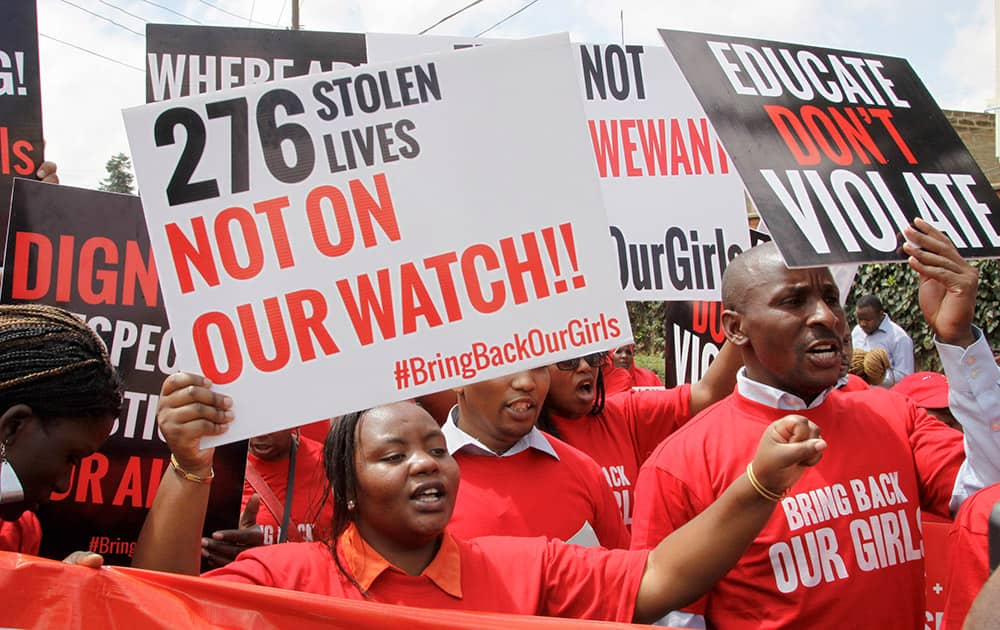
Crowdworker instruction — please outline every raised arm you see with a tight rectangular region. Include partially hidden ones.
[903,218,977,347]
[131,372,233,574]
[632,415,825,623]
[904,219,1000,511]
[689,340,742,415]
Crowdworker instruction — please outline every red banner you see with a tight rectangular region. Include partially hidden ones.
[0,552,653,629]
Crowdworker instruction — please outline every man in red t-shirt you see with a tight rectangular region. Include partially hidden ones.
[632,222,996,629]
[443,368,630,549]
[201,428,333,567]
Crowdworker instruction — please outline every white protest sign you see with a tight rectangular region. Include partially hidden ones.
[124,35,631,446]
[366,33,750,301]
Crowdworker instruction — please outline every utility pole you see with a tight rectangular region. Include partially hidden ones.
[291,0,300,30]
[993,0,999,159]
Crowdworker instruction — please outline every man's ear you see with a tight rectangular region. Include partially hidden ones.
[722,309,748,346]
[0,404,37,446]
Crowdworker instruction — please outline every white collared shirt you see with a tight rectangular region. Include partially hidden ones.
[441,406,559,460]
[736,368,834,410]
[851,314,915,387]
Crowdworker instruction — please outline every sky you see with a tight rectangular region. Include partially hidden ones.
[34,0,997,189]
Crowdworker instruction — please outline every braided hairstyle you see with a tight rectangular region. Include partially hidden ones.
[0,304,122,422]
[323,408,370,597]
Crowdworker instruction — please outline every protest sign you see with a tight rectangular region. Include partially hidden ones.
[660,29,1000,267]
[146,23,366,102]
[125,35,631,447]
[0,0,44,253]
[663,300,724,387]
[1,179,245,564]
[367,34,751,301]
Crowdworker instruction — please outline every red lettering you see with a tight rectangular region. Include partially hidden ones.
[867,108,917,164]
[237,297,291,373]
[422,252,463,322]
[638,119,667,175]
[670,118,692,175]
[121,240,159,307]
[350,173,400,247]
[588,119,620,177]
[74,453,109,504]
[461,243,505,313]
[56,235,74,302]
[400,262,443,334]
[165,218,220,294]
[765,104,820,166]
[192,311,243,384]
[499,232,549,305]
[254,195,296,269]
[111,456,144,507]
[800,106,852,166]
[286,289,339,361]
[307,185,354,257]
[336,269,396,346]
[78,237,118,304]
[620,119,642,176]
[10,231,51,299]
[215,206,263,280]
[12,139,33,175]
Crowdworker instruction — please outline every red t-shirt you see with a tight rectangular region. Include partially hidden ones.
[205,527,648,621]
[602,365,633,396]
[0,511,41,554]
[631,387,963,629]
[629,366,663,387]
[548,385,692,526]
[942,483,1000,629]
[242,436,333,544]
[449,436,631,549]
[839,373,869,392]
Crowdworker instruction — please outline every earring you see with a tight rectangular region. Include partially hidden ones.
[0,441,6,464]
[347,499,356,511]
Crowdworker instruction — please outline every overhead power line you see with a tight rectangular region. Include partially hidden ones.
[98,0,148,23]
[475,0,543,37]
[419,0,488,35]
[40,33,143,72]
[198,0,277,27]
[57,0,143,36]
[138,0,202,24]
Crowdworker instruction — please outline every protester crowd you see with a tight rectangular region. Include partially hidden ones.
[0,142,998,630]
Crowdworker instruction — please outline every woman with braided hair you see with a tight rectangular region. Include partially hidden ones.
[0,304,123,563]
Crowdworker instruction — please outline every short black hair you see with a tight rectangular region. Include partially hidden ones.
[856,295,883,312]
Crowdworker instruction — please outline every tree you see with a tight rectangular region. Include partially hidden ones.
[846,259,1000,372]
[98,152,135,193]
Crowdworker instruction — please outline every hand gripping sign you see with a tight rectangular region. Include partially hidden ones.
[124,35,631,447]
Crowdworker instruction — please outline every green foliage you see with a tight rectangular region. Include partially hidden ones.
[846,260,1000,372]
[634,352,666,380]
[626,301,664,355]
[98,153,135,194]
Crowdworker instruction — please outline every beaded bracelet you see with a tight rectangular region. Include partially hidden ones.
[170,454,215,484]
[746,462,783,502]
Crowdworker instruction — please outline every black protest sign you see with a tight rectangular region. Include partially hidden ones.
[0,0,43,253]
[660,29,1000,267]
[663,300,726,387]
[146,23,367,102]
[1,180,246,565]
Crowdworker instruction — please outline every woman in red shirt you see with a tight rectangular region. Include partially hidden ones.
[0,304,122,564]
[134,372,827,623]
[537,343,742,526]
